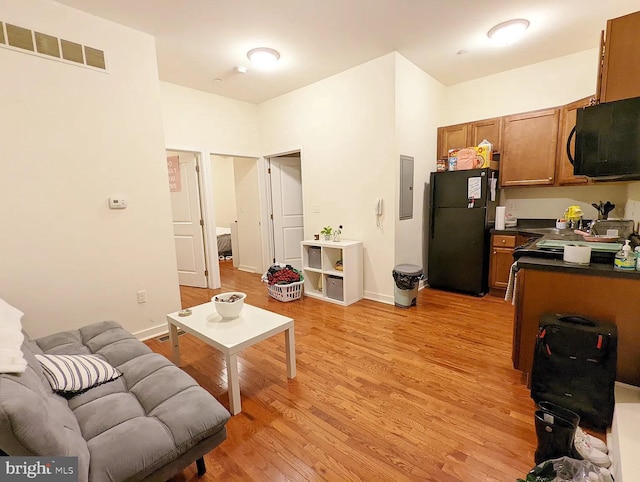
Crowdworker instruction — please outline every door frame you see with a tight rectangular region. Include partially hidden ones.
[260,149,304,269]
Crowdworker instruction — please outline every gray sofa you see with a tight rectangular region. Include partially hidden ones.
[0,320,231,482]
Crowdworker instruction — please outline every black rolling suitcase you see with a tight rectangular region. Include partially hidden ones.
[530,313,617,430]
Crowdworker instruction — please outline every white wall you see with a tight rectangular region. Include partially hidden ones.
[160,82,261,158]
[501,185,628,221]
[624,182,640,227]
[440,48,639,225]
[210,155,237,227]
[394,54,444,272]
[0,0,179,338]
[442,49,600,124]
[259,54,398,302]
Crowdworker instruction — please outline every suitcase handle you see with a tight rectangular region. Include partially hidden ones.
[557,315,597,326]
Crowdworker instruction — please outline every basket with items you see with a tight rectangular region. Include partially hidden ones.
[261,264,304,302]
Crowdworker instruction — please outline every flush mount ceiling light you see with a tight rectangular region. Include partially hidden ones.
[247,47,280,69]
[487,19,530,46]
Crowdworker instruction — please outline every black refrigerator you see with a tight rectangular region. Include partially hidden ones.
[427,168,498,296]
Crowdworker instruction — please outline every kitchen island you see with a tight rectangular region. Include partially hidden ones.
[512,255,640,387]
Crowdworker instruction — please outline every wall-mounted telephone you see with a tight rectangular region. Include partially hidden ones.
[375,198,383,227]
[375,198,383,215]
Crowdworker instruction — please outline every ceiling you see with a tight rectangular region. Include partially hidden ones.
[55,0,640,104]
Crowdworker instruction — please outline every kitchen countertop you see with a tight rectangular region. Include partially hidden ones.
[491,218,640,279]
[516,256,640,280]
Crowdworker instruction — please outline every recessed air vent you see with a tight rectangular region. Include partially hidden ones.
[84,46,105,69]
[6,24,33,51]
[61,39,83,63]
[35,31,60,58]
[1,21,107,71]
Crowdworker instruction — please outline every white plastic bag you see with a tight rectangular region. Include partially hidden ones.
[518,457,613,482]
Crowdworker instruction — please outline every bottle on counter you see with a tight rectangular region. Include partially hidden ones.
[614,240,635,270]
[635,246,640,271]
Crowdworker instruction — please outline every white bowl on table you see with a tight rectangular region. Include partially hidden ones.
[211,292,246,318]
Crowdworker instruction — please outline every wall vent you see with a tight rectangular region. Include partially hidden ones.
[61,39,83,63]
[7,23,33,51]
[1,21,107,71]
[35,31,60,58]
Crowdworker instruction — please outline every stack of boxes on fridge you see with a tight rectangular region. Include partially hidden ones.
[439,139,499,172]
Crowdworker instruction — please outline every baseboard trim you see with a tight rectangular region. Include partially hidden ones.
[238,265,257,273]
[364,292,394,305]
[134,325,168,341]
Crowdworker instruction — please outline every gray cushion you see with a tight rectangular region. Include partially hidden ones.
[0,320,230,482]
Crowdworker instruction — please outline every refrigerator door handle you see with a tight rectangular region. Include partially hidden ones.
[429,177,436,238]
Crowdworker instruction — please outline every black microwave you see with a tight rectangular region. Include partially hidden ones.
[573,96,640,180]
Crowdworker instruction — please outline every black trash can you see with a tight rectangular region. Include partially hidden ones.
[392,264,423,307]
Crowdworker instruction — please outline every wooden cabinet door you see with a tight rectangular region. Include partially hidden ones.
[470,117,502,154]
[600,11,640,103]
[556,96,593,185]
[489,234,516,294]
[489,246,514,290]
[501,108,560,187]
[437,123,469,159]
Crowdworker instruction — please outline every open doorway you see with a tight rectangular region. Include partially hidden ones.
[210,154,262,277]
[267,152,304,270]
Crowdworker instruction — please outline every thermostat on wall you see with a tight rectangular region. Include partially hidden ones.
[109,197,127,209]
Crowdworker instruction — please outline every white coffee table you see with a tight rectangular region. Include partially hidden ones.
[166,301,296,415]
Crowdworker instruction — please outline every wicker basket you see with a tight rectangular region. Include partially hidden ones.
[267,280,303,302]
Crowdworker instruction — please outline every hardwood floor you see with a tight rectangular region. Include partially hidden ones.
[145,260,539,481]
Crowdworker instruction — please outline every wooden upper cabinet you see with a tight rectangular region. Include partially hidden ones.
[599,11,640,103]
[437,123,468,159]
[556,96,593,185]
[437,118,502,159]
[469,117,502,154]
[500,108,560,187]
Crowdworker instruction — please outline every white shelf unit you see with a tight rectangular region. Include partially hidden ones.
[301,240,363,306]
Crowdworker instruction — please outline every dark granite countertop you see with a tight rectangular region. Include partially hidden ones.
[491,219,640,279]
[491,218,588,238]
[517,256,640,280]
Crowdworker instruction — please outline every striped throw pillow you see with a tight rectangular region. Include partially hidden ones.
[35,354,122,395]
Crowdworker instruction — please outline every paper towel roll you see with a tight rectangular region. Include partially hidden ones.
[495,206,506,230]
[563,244,591,265]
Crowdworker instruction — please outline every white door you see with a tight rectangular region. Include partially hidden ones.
[168,153,207,288]
[270,156,304,270]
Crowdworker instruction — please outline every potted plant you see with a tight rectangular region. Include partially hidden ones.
[320,226,332,240]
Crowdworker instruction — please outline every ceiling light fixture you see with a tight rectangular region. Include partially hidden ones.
[487,19,530,46]
[247,47,280,69]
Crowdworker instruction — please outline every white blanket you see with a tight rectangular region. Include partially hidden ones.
[0,298,27,373]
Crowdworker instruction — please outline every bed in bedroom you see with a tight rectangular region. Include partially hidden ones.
[216,226,232,258]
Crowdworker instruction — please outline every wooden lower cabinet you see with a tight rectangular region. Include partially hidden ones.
[489,234,516,295]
